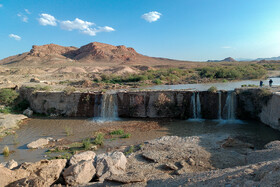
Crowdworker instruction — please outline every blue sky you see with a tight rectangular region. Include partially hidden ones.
[1,0,280,61]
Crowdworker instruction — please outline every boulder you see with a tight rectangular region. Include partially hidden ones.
[69,151,96,166]
[63,160,96,186]
[27,137,53,149]
[23,108,33,117]
[96,152,127,180]
[9,159,67,187]
[1,159,18,169]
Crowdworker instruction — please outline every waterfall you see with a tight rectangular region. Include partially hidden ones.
[196,93,202,119]
[189,92,202,120]
[94,95,100,117]
[191,93,197,119]
[95,92,119,122]
[223,91,236,120]
[218,91,222,120]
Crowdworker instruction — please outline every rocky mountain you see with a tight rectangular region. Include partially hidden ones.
[207,57,237,62]
[0,42,182,65]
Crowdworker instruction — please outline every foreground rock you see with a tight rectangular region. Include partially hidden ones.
[63,160,96,186]
[69,151,96,166]
[2,136,280,186]
[27,137,53,149]
[96,152,127,181]
[10,159,66,186]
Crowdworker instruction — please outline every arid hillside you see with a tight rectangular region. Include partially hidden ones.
[0,42,192,66]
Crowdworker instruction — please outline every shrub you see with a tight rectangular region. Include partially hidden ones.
[2,146,9,157]
[153,79,162,85]
[208,86,218,93]
[93,132,104,145]
[0,106,12,114]
[124,145,135,155]
[82,138,91,150]
[110,129,124,135]
[65,126,73,136]
[0,89,19,106]
[121,133,131,139]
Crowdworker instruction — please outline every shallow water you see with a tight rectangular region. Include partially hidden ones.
[0,118,280,163]
[146,77,280,91]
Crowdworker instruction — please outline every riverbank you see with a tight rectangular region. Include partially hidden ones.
[2,134,280,186]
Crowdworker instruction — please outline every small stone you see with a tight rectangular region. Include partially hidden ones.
[187,158,195,166]
[164,163,178,170]
[30,77,40,83]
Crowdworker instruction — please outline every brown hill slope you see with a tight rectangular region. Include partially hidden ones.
[0,42,187,66]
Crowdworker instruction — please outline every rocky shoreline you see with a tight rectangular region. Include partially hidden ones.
[1,134,280,186]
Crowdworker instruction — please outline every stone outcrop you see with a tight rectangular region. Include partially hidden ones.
[259,93,280,131]
[19,87,280,131]
[63,160,96,185]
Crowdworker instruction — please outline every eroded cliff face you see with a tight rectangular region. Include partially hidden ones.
[20,88,225,119]
[19,87,280,131]
[260,94,280,131]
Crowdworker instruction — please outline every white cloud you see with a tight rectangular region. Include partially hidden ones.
[25,9,31,14]
[81,26,115,36]
[60,18,114,36]
[17,13,28,23]
[142,11,162,22]
[38,13,57,26]
[0,4,3,8]
[222,46,232,49]
[9,34,21,41]
[60,18,94,31]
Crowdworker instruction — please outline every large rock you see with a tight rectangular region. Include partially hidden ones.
[0,159,18,169]
[0,113,27,129]
[27,137,53,149]
[69,151,96,166]
[9,159,67,187]
[63,160,96,186]
[96,152,127,180]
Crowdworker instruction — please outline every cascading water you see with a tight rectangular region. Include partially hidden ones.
[224,91,236,120]
[95,92,119,122]
[217,91,222,120]
[191,93,197,119]
[189,92,203,120]
[196,93,202,119]
[94,95,100,117]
